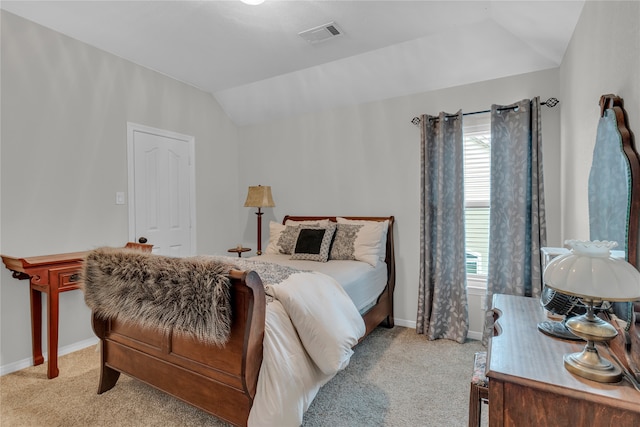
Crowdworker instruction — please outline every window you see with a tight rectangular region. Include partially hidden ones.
[463,114,491,278]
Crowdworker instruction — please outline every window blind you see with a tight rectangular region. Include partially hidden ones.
[463,114,491,277]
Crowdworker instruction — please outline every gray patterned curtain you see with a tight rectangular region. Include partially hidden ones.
[483,98,547,343]
[417,111,469,343]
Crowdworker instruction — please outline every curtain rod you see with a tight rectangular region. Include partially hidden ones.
[410,97,559,126]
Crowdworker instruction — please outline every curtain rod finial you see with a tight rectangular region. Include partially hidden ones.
[411,117,421,126]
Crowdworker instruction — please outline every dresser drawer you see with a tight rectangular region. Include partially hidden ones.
[50,265,83,291]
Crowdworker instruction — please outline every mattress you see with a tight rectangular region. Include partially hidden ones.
[256,254,388,313]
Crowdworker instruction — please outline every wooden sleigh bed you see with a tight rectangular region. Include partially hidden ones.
[88,215,395,426]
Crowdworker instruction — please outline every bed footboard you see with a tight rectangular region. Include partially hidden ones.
[91,270,265,427]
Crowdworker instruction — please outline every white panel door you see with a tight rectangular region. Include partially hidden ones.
[128,123,195,257]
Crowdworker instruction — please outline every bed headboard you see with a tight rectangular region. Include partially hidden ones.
[281,215,395,299]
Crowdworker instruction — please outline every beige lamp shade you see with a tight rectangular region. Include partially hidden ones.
[544,240,640,302]
[244,186,275,208]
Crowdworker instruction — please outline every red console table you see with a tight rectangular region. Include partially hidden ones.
[2,252,86,379]
[2,243,152,378]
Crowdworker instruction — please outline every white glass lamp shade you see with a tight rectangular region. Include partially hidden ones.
[543,240,640,302]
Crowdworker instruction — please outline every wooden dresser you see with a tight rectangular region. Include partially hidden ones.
[487,294,640,426]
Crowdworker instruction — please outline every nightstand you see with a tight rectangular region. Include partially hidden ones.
[228,247,251,257]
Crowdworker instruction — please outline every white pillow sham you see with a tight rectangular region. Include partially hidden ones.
[332,218,389,266]
[265,221,287,255]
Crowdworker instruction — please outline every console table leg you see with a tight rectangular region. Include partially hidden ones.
[46,289,60,379]
[29,286,44,366]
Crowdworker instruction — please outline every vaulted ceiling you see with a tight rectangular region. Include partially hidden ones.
[2,1,584,126]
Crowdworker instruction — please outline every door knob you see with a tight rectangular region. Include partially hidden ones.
[138,237,148,244]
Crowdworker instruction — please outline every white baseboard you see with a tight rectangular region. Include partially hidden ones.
[0,337,99,377]
[394,318,416,329]
[466,330,483,341]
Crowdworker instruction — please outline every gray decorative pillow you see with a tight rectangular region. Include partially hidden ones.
[278,220,332,254]
[329,223,363,260]
[277,224,317,254]
[291,224,337,262]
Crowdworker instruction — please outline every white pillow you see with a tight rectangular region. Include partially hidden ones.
[265,221,287,255]
[333,218,388,266]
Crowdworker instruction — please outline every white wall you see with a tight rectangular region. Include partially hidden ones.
[0,11,242,371]
[237,68,563,337]
[559,0,640,264]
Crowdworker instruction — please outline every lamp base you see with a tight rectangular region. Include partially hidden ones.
[563,347,622,383]
[563,307,622,383]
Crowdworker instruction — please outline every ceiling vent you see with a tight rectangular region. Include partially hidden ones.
[298,22,343,44]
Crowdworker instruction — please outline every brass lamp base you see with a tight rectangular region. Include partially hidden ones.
[563,347,622,383]
[563,306,622,383]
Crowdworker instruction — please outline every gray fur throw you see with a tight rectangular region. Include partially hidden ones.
[82,247,234,346]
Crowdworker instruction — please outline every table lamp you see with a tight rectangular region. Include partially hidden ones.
[543,240,640,382]
[244,185,275,255]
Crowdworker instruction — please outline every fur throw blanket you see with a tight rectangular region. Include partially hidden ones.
[82,247,234,346]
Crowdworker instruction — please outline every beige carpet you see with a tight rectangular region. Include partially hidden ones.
[1,326,487,426]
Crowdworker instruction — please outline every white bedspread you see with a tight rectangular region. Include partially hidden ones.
[213,257,366,427]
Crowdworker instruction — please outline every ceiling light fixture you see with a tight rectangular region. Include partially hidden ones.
[241,0,265,5]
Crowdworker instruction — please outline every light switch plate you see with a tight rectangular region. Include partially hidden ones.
[116,192,125,205]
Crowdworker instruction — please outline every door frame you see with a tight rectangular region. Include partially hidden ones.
[126,122,197,255]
